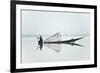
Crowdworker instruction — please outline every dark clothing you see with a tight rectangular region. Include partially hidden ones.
[38,36,43,50]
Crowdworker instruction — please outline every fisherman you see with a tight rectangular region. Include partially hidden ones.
[38,36,43,50]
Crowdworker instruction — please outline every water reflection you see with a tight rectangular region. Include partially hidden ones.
[21,33,90,63]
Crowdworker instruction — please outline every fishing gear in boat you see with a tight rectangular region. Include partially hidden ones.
[37,32,84,52]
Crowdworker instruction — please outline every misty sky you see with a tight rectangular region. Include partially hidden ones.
[22,10,90,36]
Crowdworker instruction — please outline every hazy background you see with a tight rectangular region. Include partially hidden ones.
[21,10,90,63]
[22,10,90,35]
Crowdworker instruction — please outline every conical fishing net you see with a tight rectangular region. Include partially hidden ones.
[44,32,62,52]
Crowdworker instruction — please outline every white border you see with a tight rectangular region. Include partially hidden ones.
[16,4,94,69]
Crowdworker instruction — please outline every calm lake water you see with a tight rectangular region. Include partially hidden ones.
[21,36,90,63]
